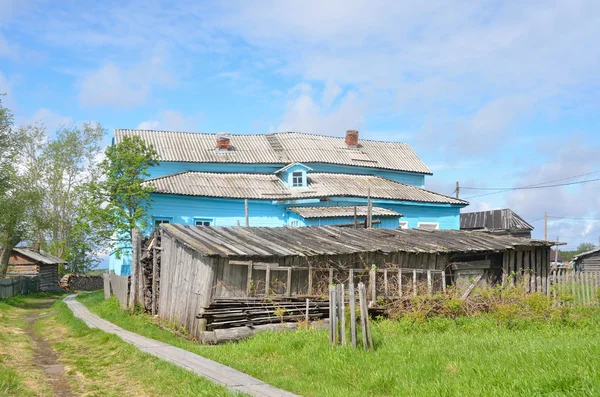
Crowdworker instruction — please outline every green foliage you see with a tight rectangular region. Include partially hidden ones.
[80,290,600,397]
[83,136,158,257]
[560,242,597,262]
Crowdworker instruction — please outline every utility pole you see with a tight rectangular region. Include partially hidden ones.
[555,236,559,264]
[367,189,372,228]
[455,181,459,199]
[544,212,548,241]
[244,199,249,227]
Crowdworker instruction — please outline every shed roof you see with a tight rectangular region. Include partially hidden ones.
[573,248,600,262]
[11,248,66,264]
[288,206,401,219]
[114,130,432,175]
[161,224,553,259]
[460,209,533,231]
[144,172,467,205]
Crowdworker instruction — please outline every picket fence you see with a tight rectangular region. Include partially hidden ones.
[552,270,600,306]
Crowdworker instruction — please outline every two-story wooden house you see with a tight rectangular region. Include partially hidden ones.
[109,129,468,275]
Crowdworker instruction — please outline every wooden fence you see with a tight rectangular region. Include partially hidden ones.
[552,270,600,306]
[0,276,40,299]
[103,273,130,308]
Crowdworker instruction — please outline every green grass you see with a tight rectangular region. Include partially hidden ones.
[80,291,600,397]
[0,293,236,396]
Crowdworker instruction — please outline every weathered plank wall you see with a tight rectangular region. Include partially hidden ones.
[501,247,550,294]
[39,264,60,291]
[158,234,216,338]
[107,274,130,308]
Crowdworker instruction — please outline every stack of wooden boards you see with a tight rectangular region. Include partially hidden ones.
[197,297,329,330]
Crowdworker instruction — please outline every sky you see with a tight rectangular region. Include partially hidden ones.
[1,0,600,252]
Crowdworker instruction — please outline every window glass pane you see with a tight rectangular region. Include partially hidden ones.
[292,171,303,187]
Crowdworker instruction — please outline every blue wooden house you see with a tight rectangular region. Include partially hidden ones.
[109,129,468,275]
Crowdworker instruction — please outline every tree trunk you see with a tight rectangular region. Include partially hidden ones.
[0,236,19,277]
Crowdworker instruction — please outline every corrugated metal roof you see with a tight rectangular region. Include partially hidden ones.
[114,129,432,174]
[161,224,553,258]
[144,172,468,205]
[460,209,533,231]
[11,248,66,264]
[573,248,600,262]
[288,206,401,219]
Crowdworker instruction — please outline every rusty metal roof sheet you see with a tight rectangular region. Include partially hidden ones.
[11,248,66,264]
[288,206,401,219]
[144,172,468,205]
[161,224,554,258]
[114,129,432,174]
[460,209,533,231]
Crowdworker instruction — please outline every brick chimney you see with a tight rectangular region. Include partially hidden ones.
[345,130,359,148]
[216,132,231,151]
[33,243,40,253]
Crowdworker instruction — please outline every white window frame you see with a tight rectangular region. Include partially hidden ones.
[398,221,409,229]
[291,171,304,187]
[417,222,440,230]
[290,220,299,227]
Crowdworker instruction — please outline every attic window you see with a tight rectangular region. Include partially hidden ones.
[292,171,304,187]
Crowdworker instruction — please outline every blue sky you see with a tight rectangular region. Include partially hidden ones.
[1,0,600,250]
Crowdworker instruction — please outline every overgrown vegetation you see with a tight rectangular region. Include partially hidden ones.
[81,289,600,396]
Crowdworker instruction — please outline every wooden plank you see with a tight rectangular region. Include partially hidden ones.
[265,267,271,296]
[502,252,508,285]
[427,270,432,296]
[442,270,446,293]
[308,267,313,295]
[340,284,346,345]
[524,249,531,293]
[412,269,417,297]
[384,268,389,299]
[286,267,292,297]
[369,268,376,303]
[246,262,253,295]
[152,247,158,316]
[128,228,139,309]
[398,269,402,297]
[349,282,356,348]
[358,283,368,350]
[329,285,334,345]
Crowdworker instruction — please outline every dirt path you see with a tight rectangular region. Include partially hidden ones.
[23,299,77,397]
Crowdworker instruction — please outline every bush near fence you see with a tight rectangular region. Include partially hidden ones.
[0,276,41,299]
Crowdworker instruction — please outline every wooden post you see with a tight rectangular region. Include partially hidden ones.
[246,262,253,295]
[329,268,334,286]
[128,229,139,310]
[340,284,346,345]
[412,269,417,297]
[308,266,313,295]
[384,268,389,299]
[398,269,402,297]
[244,199,249,227]
[286,267,292,297]
[305,298,310,323]
[353,206,358,229]
[329,286,334,345]
[333,285,338,345]
[152,247,158,316]
[427,270,432,296]
[358,283,368,350]
[455,181,459,199]
[265,266,271,296]
[369,268,376,304]
[349,281,356,348]
[441,270,446,293]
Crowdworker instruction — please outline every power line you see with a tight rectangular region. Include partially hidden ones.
[548,216,600,221]
[463,177,600,199]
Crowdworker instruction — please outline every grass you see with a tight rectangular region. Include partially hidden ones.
[80,290,600,397]
[0,292,235,396]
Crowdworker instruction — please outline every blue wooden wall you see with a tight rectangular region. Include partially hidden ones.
[147,162,426,187]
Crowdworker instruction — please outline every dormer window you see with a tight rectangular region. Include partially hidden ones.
[292,171,304,187]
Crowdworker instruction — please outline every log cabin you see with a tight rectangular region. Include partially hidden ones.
[6,247,65,291]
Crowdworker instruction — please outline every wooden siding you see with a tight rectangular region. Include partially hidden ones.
[580,252,600,273]
[158,234,216,337]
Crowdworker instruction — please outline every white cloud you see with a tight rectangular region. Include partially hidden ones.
[79,55,175,108]
[136,110,201,132]
[28,108,73,133]
[276,83,367,135]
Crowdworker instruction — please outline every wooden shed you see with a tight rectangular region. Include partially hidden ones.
[6,248,65,291]
[156,224,554,338]
[573,248,600,273]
